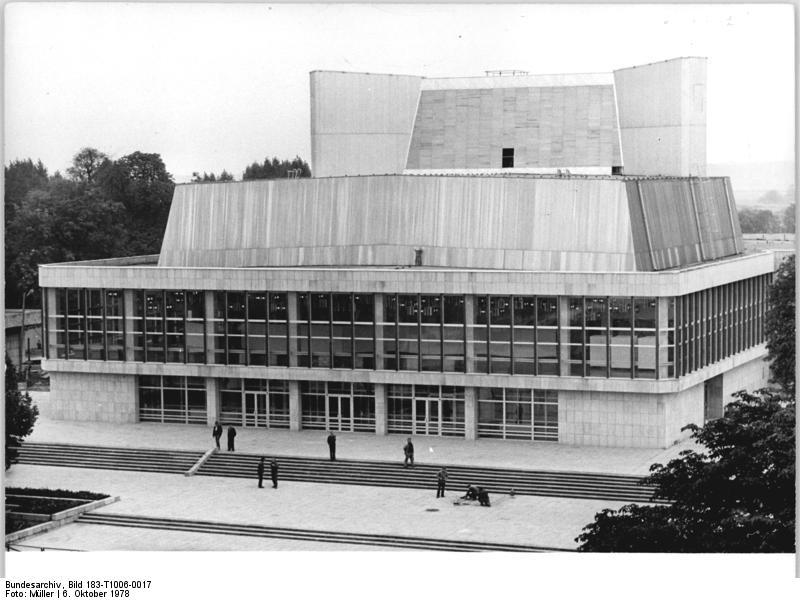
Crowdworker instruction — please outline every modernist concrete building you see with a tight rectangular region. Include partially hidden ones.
[39,58,774,448]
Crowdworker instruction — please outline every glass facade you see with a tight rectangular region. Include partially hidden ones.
[46,277,769,380]
[386,384,465,436]
[219,378,290,428]
[477,387,558,441]
[300,381,375,432]
[138,375,207,424]
[675,274,771,376]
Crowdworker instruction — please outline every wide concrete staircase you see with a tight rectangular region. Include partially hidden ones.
[17,442,200,474]
[77,513,567,552]
[18,442,660,503]
[199,453,658,503]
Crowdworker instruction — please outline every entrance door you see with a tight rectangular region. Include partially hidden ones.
[245,392,268,427]
[414,398,441,435]
[328,395,353,432]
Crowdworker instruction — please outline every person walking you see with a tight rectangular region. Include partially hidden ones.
[436,467,448,498]
[403,437,415,468]
[227,425,237,451]
[270,458,279,489]
[257,457,265,489]
[327,431,337,461]
[212,421,223,450]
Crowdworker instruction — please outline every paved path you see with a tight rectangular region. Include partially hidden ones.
[6,464,626,550]
[27,392,700,476]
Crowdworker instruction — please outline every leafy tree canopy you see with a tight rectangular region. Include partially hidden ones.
[66,147,109,183]
[5,149,174,307]
[765,254,795,394]
[782,202,795,233]
[191,170,234,182]
[5,354,39,469]
[576,389,795,552]
[242,156,311,180]
[738,207,780,234]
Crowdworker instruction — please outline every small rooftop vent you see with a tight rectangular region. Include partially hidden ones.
[484,70,529,77]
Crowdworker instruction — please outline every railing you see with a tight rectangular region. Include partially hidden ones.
[478,422,556,441]
[139,408,207,425]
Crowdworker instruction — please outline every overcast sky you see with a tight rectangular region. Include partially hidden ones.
[4,3,795,183]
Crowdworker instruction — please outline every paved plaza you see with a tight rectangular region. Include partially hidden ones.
[6,464,627,551]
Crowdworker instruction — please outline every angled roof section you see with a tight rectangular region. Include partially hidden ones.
[158,175,742,272]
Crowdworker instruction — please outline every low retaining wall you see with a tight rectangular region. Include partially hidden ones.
[5,495,120,544]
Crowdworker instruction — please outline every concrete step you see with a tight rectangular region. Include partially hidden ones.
[78,513,568,552]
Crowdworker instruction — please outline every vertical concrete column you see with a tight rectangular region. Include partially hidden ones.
[374,383,387,435]
[123,290,135,362]
[204,291,216,364]
[287,292,298,368]
[464,387,478,441]
[464,295,475,373]
[374,293,385,370]
[289,380,301,431]
[205,377,219,426]
[558,297,571,376]
[657,297,670,379]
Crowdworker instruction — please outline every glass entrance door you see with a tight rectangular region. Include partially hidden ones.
[245,392,267,427]
[328,395,353,432]
[414,398,441,435]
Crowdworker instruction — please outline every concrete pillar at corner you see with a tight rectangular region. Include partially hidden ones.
[205,377,219,426]
[289,380,301,431]
[287,292,299,368]
[374,383,387,435]
[558,296,571,376]
[464,295,475,372]
[463,387,478,441]
[123,290,135,361]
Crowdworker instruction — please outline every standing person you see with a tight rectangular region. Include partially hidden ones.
[212,421,223,450]
[227,425,237,451]
[270,458,279,489]
[257,457,265,489]
[327,431,337,461]
[436,467,448,498]
[403,437,415,468]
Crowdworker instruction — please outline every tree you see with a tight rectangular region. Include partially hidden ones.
[242,155,311,180]
[764,255,795,394]
[5,354,39,469]
[7,176,126,288]
[782,202,795,233]
[4,159,50,308]
[98,151,175,255]
[4,158,49,221]
[66,147,110,183]
[575,389,795,552]
[191,170,234,182]
[738,207,779,234]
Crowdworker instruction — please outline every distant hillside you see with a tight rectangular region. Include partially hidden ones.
[708,161,795,206]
